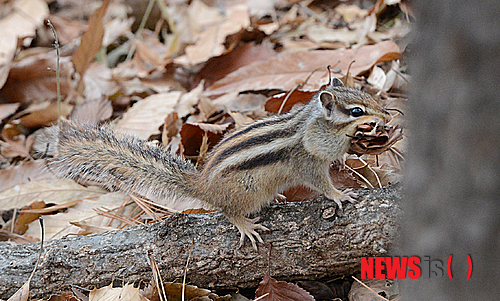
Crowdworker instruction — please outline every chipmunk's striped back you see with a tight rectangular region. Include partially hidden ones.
[202,101,318,179]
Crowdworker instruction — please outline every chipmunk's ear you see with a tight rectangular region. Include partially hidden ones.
[319,90,334,114]
[330,77,344,87]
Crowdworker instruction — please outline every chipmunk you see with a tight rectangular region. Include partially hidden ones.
[47,77,390,250]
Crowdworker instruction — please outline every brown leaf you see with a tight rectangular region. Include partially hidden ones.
[349,278,399,301]
[206,41,400,96]
[0,53,72,104]
[70,97,113,123]
[281,186,320,203]
[72,0,111,91]
[115,91,181,140]
[1,102,73,140]
[88,283,147,301]
[132,31,172,73]
[45,14,88,44]
[0,134,36,159]
[0,0,49,90]
[265,90,315,114]
[227,110,254,128]
[42,292,81,301]
[180,123,228,157]
[0,103,20,121]
[0,160,49,192]
[176,82,204,119]
[330,164,363,190]
[181,208,214,214]
[348,122,403,156]
[14,200,46,235]
[197,42,277,87]
[25,191,133,240]
[82,63,120,101]
[184,2,250,64]
[255,274,315,301]
[0,179,105,214]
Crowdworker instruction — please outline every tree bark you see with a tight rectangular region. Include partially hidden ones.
[402,0,500,299]
[0,186,401,299]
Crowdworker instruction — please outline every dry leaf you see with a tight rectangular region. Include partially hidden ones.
[1,102,73,140]
[115,91,181,139]
[184,2,250,64]
[180,123,228,157]
[0,103,20,121]
[227,111,254,128]
[132,31,172,73]
[197,42,277,87]
[255,274,315,301]
[89,283,147,301]
[0,0,49,89]
[39,291,81,301]
[0,53,72,104]
[348,122,403,156]
[367,66,387,91]
[280,186,320,203]
[265,90,315,114]
[69,221,117,236]
[176,82,204,119]
[0,160,49,192]
[70,97,113,123]
[0,178,105,212]
[206,41,401,96]
[306,25,359,46]
[281,163,361,202]
[82,63,120,101]
[14,200,46,235]
[346,158,401,188]
[44,14,89,44]
[72,0,111,91]
[0,134,36,159]
[24,191,130,240]
[142,282,217,301]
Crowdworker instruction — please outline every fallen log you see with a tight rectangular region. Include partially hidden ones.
[0,185,402,299]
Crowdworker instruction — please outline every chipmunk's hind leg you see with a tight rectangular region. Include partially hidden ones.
[228,216,269,250]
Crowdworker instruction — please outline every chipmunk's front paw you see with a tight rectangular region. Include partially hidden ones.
[228,216,269,251]
[341,188,358,204]
[329,188,358,209]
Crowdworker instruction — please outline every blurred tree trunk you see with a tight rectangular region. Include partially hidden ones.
[402,0,500,299]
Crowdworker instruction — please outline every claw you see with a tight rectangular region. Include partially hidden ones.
[228,216,269,250]
[330,188,358,209]
[342,188,358,203]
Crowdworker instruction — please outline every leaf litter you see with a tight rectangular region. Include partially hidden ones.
[0,0,410,299]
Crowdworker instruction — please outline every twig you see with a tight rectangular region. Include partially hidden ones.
[345,164,375,189]
[182,238,195,301]
[126,0,155,61]
[46,20,61,119]
[148,251,167,301]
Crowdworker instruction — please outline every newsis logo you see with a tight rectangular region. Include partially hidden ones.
[360,255,473,279]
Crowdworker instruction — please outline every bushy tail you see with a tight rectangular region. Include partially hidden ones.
[47,121,204,209]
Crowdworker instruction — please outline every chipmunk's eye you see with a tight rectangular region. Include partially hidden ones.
[350,107,365,117]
